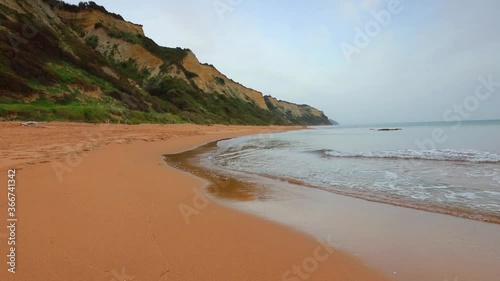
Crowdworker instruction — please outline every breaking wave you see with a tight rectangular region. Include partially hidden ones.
[318,149,500,163]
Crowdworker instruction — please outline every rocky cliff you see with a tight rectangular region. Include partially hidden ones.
[0,0,332,125]
[264,96,330,125]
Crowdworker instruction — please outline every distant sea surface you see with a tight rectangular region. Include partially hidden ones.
[209,120,500,222]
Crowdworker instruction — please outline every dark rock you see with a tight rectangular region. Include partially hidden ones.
[376,128,402,131]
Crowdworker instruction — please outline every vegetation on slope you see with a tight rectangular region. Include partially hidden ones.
[0,0,331,125]
[45,0,125,20]
[145,77,288,125]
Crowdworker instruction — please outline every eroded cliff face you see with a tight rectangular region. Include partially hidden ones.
[55,9,144,34]
[0,0,332,125]
[54,9,270,110]
[55,8,164,76]
[181,51,268,109]
[264,96,330,125]
[53,5,329,118]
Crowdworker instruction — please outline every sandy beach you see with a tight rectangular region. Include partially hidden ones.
[0,122,389,281]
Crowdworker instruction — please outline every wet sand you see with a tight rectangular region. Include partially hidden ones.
[168,141,500,281]
[0,122,389,281]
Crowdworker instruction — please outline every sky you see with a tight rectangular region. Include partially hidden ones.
[65,0,500,125]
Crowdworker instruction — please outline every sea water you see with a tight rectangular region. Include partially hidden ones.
[210,120,500,222]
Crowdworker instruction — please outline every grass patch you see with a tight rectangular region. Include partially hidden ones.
[108,58,150,83]
[0,100,182,124]
[45,62,115,91]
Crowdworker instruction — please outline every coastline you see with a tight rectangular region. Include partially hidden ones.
[167,138,500,281]
[167,140,500,225]
[0,122,389,281]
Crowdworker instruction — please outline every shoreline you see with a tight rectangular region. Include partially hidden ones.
[0,122,389,281]
[167,140,500,225]
[168,137,500,281]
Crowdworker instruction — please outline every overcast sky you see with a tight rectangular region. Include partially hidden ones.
[66,0,500,124]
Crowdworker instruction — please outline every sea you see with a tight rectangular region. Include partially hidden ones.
[185,120,500,281]
[211,120,500,223]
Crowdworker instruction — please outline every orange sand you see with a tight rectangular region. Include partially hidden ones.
[0,122,390,281]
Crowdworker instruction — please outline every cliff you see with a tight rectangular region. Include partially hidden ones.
[264,96,331,125]
[0,0,332,125]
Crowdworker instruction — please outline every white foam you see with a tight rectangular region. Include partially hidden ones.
[211,128,500,218]
[322,149,500,163]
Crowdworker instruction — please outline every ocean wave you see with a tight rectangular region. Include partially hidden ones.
[217,138,291,153]
[318,149,500,163]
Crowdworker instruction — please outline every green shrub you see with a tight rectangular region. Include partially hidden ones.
[85,35,99,49]
[108,31,141,44]
[214,76,225,85]
[184,70,198,79]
